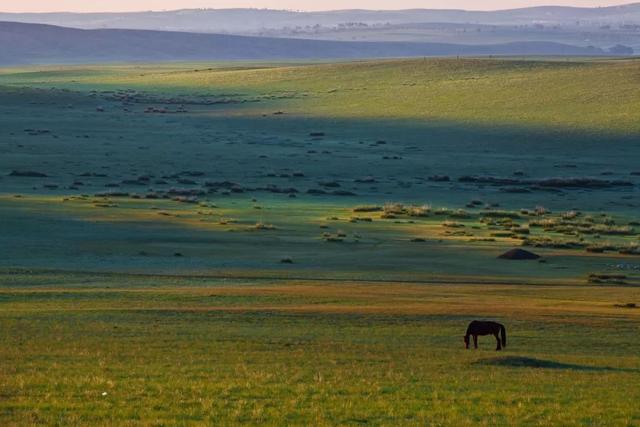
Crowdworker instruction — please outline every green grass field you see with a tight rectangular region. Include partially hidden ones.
[2,58,639,132]
[2,272,640,425]
[1,57,640,425]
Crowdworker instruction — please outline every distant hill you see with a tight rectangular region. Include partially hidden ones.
[0,21,607,66]
[268,21,639,51]
[1,4,640,34]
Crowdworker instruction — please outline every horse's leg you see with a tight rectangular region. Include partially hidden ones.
[473,335,478,349]
[494,333,502,351]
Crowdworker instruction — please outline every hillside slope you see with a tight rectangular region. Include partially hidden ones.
[0,22,607,66]
[2,57,639,133]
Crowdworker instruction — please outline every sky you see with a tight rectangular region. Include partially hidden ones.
[0,0,634,13]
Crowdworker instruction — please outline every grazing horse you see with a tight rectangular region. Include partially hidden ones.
[464,320,507,351]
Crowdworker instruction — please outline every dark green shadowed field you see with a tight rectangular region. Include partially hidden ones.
[1,57,640,425]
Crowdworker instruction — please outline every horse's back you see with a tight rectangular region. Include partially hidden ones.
[468,320,502,334]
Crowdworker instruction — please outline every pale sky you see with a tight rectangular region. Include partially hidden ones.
[0,0,634,13]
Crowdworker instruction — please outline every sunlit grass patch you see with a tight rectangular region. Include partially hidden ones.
[1,273,639,425]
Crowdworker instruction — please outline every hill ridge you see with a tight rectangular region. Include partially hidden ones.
[0,21,609,66]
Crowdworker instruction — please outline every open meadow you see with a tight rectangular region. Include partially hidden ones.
[1,57,640,425]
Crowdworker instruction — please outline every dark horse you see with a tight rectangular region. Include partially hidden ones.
[464,320,507,351]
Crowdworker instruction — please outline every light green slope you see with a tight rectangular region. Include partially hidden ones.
[2,58,638,133]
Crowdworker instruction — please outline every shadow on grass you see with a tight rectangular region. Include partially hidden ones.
[475,356,638,373]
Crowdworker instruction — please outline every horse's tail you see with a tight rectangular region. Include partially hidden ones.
[500,324,507,348]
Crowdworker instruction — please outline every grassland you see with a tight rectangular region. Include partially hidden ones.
[1,271,640,425]
[1,57,640,425]
[2,58,639,132]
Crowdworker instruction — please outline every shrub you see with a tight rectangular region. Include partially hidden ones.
[383,203,405,215]
[619,245,640,255]
[534,206,550,216]
[353,205,382,212]
[253,222,277,230]
[407,205,431,217]
[442,221,464,228]
[482,210,521,219]
[448,209,472,219]
[562,210,580,220]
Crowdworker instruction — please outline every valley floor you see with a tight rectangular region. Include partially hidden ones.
[1,57,639,425]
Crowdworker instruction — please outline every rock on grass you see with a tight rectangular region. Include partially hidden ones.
[498,248,541,260]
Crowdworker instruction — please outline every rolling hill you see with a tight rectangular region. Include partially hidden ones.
[0,21,606,66]
[2,4,640,34]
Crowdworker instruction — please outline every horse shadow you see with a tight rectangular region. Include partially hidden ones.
[475,356,639,373]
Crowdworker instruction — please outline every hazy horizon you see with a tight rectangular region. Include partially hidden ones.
[1,0,636,13]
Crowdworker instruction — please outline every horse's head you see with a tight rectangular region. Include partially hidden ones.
[463,335,469,349]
